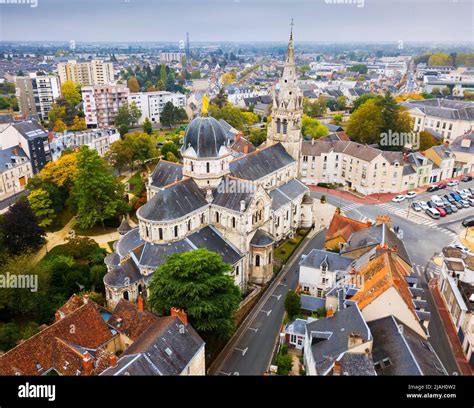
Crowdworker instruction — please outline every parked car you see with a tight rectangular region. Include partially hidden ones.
[460,200,471,208]
[442,198,451,207]
[431,195,444,207]
[426,208,440,219]
[467,198,474,207]
[469,187,474,195]
[405,191,417,199]
[444,206,453,215]
[444,194,455,204]
[438,183,447,189]
[436,207,447,217]
[462,175,472,182]
[450,192,462,202]
[427,185,439,193]
[418,201,429,211]
[450,204,458,213]
[448,180,459,187]
[427,200,437,209]
[456,190,469,200]
[411,202,422,212]
[452,244,470,254]
[392,195,405,203]
[454,201,463,209]
[462,216,474,228]
[461,189,472,197]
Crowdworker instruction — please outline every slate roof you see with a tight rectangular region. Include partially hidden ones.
[342,223,411,266]
[403,99,474,121]
[250,229,274,247]
[300,295,326,312]
[103,256,143,288]
[12,120,48,140]
[181,116,231,158]
[450,132,474,154]
[230,143,295,181]
[100,316,204,376]
[305,304,371,375]
[368,315,447,375]
[150,160,183,189]
[138,178,208,222]
[0,145,29,171]
[116,228,145,258]
[212,176,257,212]
[269,178,308,211]
[301,140,382,162]
[339,352,376,376]
[300,249,353,272]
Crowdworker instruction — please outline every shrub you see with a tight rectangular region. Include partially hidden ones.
[320,194,326,203]
[289,238,298,245]
[276,348,292,375]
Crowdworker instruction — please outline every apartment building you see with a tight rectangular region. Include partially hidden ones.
[0,120,51,174]
[57,60,114,86]
[128,91,186,124]
[404,99,474,144]
[15,73,61,121]
[82,85,130,128]
[49,128,121,160]
[0,145,32,202]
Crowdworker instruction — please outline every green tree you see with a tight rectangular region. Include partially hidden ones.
[303,96,327,118]
[0,200,45,255]
[212,88,228,108]
[428,52,453,67]
[72,147,126,229]
[302,115,329,139]
[284,290,301,320]
[349,64,368,74]
[61,81,82,107]
[148,249,241,339]
[332,113,343,126]
[336,96,347,111]
[28,188,55,228]
[0,323,20,352]
[160,141,179,158]
[351,93,377,113]
[142,117,153,135]
[276,345,293,375]
[346,99,384,144]
[160,101,177,128]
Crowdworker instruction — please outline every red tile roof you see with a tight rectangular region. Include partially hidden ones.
[326,213,371,243]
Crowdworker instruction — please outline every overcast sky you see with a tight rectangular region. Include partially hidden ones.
[0,0,472,43]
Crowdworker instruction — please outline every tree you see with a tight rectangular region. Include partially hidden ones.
[346,99,384,144]
[40,151,78,188]
[126,132,158,164]
[276,345,293,375]
[351,93,377,113]
[115,103,142,128]
[52,119,67,133]
[336,96,347,111]
[348,64,368,74]
[160,64,167,84]
[166,152,178,162]
[28,188,55,228]
[428,52,453,67]
[0,200,45,255]
[142,117,153,135]
[148,249,241,339]
[61,81,82,107]
[302,115,329,139]
[419,130,442,151]
[284,290,301,320]
[0,323,20,352]
[303,96,327,118]
[249,128,267,147]
[160,101,177,128]
[160,141,179,159]
[212,87,228,108]
[72,147,126,229]
[119,124,129,137]
[332,113,343,126]
[127,76,140,93]
[221,70,236,86]
[106,139,134,172]
[70,116,87,131]
[129,102,142,126]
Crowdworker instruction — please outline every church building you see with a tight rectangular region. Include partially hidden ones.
[103,28,314,308]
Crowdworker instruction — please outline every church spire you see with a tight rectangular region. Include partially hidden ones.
[287,18,295,66]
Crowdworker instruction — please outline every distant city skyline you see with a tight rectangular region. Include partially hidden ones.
[0,0,472,43]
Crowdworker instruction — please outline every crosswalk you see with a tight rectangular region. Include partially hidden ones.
[340,203,363,213]
[413,263,441,280]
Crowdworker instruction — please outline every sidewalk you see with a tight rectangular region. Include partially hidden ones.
[428,277,473,375]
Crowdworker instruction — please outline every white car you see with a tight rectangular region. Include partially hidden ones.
[392,195,406,203]
[452,244,471,254]
[448,180,459,187]
[461,189,472,197]
[405,191,417,199]
[418,201,429,211]
[457,190,469,200]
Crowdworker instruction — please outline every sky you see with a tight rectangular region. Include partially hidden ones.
[0,0,473,43]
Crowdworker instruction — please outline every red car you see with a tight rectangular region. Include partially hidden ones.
[436,207,447,217]
[437,183,447,189]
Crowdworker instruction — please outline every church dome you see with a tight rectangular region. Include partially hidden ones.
[182,116,230,158]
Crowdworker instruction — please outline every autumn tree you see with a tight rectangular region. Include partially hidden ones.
[127,76,140,93]
[302,115,329,139]
[61,81,82,107]
[28,188,55,228]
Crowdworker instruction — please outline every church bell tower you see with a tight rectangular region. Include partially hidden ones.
[267,20,303,163]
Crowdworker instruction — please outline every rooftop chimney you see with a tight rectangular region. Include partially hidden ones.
[348,332,364,350]
[333,360,341,376]
[326,306,334,318]
[82,352,94,376]
[137,293,145,312]
[243,143,249,154]
[171,307,188,325]
[109,354,118,368]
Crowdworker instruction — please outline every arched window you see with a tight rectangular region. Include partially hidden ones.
[283,119,288,134]
[255,254,261,267]
[215,212,220,223]
[190,161,194,172]
[123,291,129,301]
[268,252,272,264]
[232,217,236,228]
[221,161,224,171]
[276,118,281,133]
[145,225,150,238]
[187,219,191,231]
[206,162,210,173]
[201,213,205,224]
[174,225,178,238]
[158,228,163,240]
[235,265,240,276]
[138,284,142,294]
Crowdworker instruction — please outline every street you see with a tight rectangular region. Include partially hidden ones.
[211,229,327,375]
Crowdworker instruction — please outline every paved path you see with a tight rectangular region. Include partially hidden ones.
[429,278,473,375]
